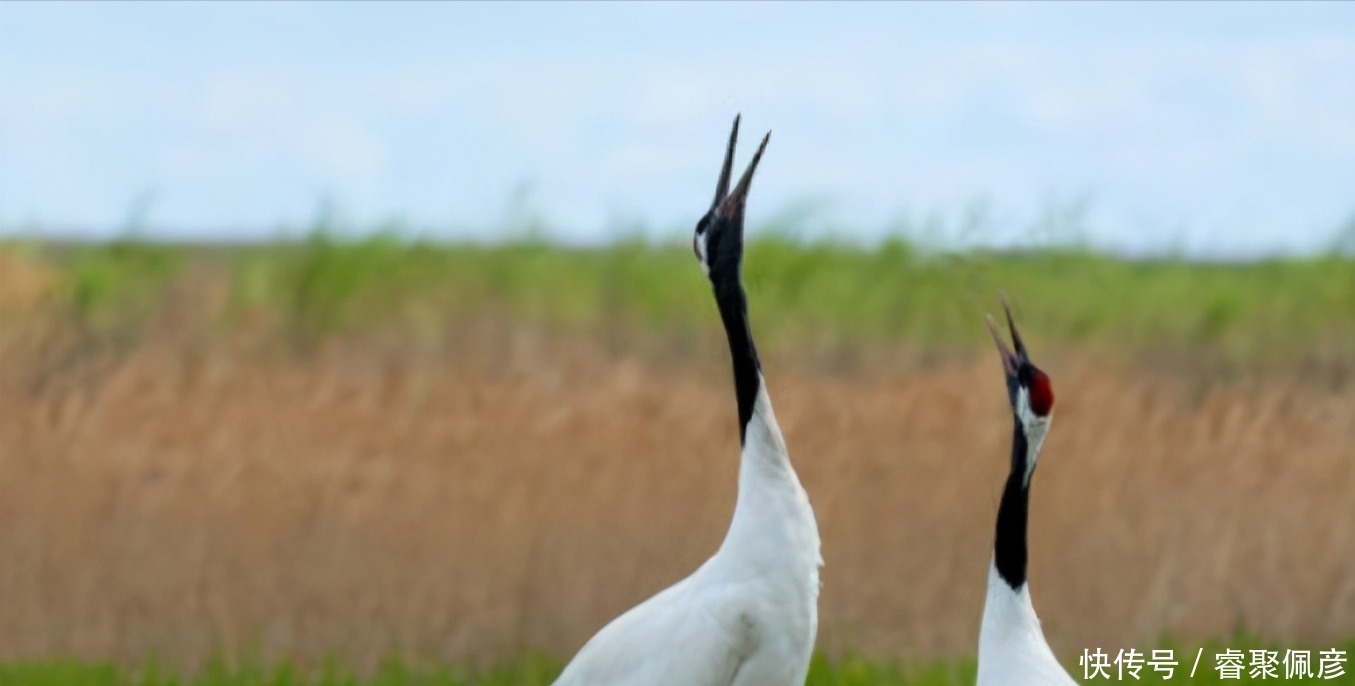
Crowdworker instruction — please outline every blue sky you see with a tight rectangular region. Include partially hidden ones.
[1,1,1352,256]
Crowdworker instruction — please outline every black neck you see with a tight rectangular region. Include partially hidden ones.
[711,265,761,444]
[994,421,1030,589]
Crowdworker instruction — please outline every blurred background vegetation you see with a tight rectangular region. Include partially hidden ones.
[5,228,1352,367]
[2,233,1353,684]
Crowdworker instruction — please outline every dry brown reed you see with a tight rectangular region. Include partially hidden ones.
[0,282,1352,671]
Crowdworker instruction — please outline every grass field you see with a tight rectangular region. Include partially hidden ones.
[3,639,1353,685]
[1,237,1352,682]
[4,233,1352,363]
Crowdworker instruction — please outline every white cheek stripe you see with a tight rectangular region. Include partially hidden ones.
[1015,387,1051,487]
[695,232,711,276]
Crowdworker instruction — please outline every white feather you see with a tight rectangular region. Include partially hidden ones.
[977,564,1077,686]
[552,381,822,686]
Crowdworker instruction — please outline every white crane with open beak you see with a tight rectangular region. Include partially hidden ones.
[976,298,1077,686]
[551,116,822,686]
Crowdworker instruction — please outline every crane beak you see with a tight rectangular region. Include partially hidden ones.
[985,294,1027,378]
[710,114,740,212]
[985,313,1019,378]
[713,121,770,222]
[1000,294,1028,360]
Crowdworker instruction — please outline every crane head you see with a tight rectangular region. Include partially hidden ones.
[693,114,770,280]
[986,296,1055,486]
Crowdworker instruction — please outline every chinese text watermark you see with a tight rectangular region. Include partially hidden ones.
[1079,648,1347,680]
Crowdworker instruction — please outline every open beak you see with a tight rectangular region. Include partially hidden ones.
[711,115,740,211]
[985,295,1026,378]
[711,114,771,221]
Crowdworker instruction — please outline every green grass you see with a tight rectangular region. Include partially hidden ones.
[6,231,1354,362]
[1,640,1351,686]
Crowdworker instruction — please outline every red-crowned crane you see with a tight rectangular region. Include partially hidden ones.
[551,116,821,686]
[976,299,1077,686]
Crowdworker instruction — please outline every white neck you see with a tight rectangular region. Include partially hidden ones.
[714,378,820,574]
[977,563,1076,685]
